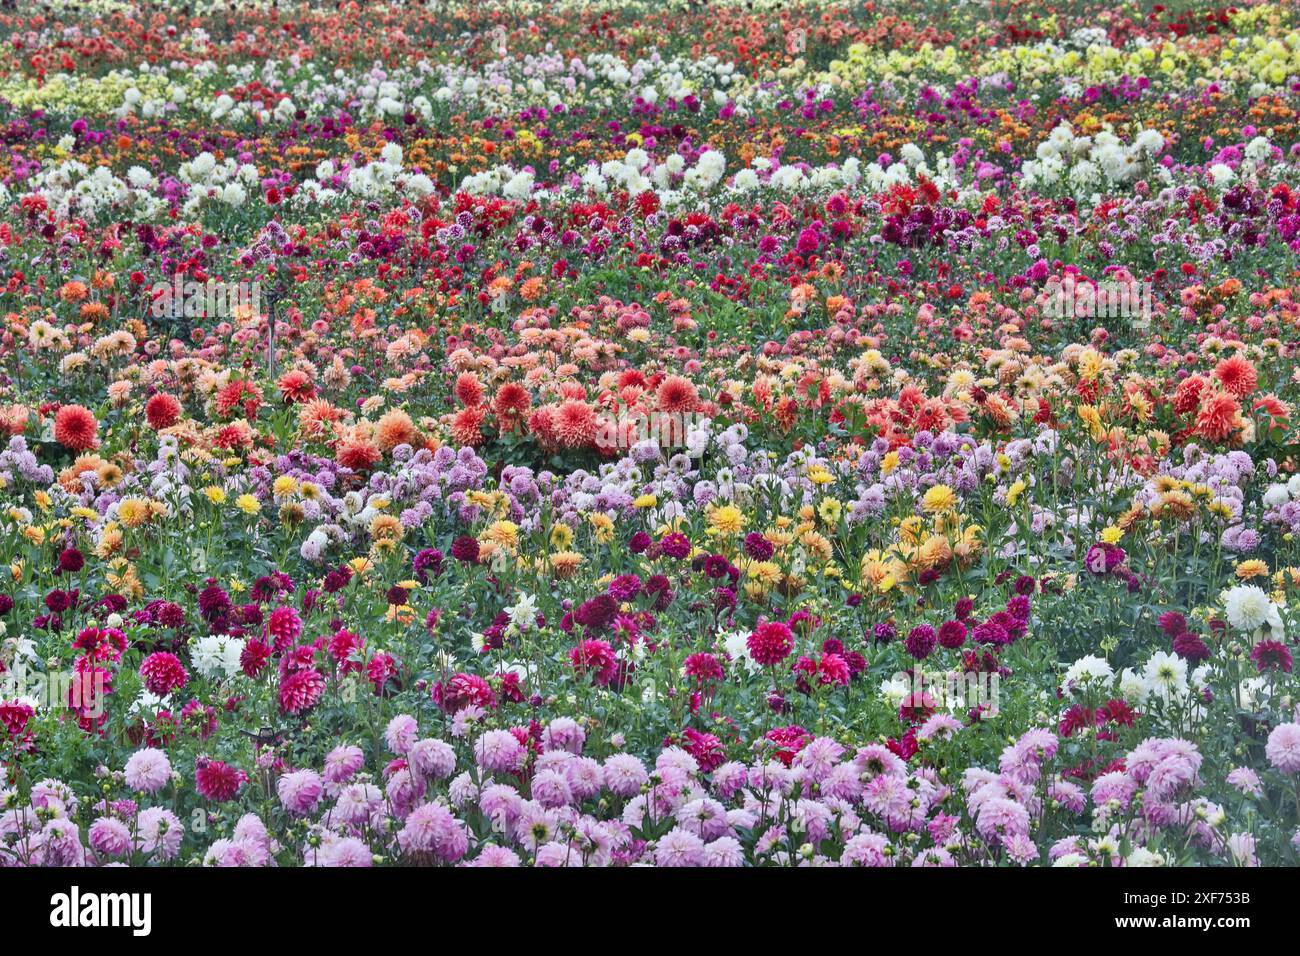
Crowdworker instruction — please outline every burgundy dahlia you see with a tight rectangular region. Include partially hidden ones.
[1172,631,1211,663]
[905,625,937,661]
[743,531,775,561]
[450,535,480,564]
[1251,640,1293,674]
[938,619,968,649]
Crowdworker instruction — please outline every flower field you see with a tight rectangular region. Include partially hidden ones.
[0,0,1299,869]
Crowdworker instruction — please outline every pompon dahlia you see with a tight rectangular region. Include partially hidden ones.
[195,757,246,801]
[145,392,182,430]
[656,375,699,414]
[53,404,99,451]
[140,651,189,695]
[938,619,967,649]
[904,624,938,660]
[553,400,598,448]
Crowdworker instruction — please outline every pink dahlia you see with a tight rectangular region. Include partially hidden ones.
[279,668,325,714]
[475,729,526,774]
[277,769,325,816]
[136,807,183,860]
[88,817,132,856]
[140,651,188,696]
[1266,723,1300,774]
[195,758,246,802]
[747,621,794,666]
[124,747,172,793]
[569,639,618,686]
[266,605,303,650]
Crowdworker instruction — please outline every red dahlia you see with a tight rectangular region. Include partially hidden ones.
[53,404,99,451]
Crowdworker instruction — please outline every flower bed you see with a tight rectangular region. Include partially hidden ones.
[1,0,1300,866]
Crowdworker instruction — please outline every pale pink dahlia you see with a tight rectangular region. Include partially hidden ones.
[124,747,172,793]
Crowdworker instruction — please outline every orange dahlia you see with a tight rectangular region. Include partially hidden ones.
[298,398,344,439]
[1213,354,1258,398]
[336,428,382,472]
[375,409,418,451]
[656,375,699,414]
[554,400,598,448]
[450,406,486,447]
[59,280,89,303]
[454,372,485,408]
[1195,390,1242,441]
